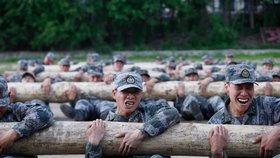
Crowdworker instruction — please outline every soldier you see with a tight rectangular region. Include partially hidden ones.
[175,67,224,121]
[0,77,54,157]
[59,66,107,120]
[43,52,55,65]
[262,58,274,71]
[112,54,127,72]
[4,60,28,82]
[60,68,151,121]
[155,56,165,65]
[224,52,238,65]
[85,72,180,157]
[59,57,71,72]
[103,54,127,84]
[8,71,64,106]
[208,64,280,158]
[254,58,274,82]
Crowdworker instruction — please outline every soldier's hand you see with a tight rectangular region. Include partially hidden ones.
[66,84,77,101]
[208,125,228,158]
[176,82,185,97]
[41,78,52,95]
[115,129,146,155]
[263,82,272,96]
[8,87,16,103]
[85,119,106,146]
[103,73,114,85]
[0,129,20,153]
[252,127,280,158]
[74,71,83,82]
[198,77,213,95]
[145,78,157,94]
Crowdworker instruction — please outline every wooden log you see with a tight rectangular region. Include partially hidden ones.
[2,121,279,157]
[26,62,227,72]
[28,64,84,72]
[8,81,280,102]
[35,71,88,82]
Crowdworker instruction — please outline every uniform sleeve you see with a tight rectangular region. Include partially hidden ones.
[11,103,54,137]
[265,96,280,124]
[155,73,170,82]
[85,142,103,158]
[173,95,186,112]
[7,73,21,82]
[141,99,180,137]
[210,73,225,81]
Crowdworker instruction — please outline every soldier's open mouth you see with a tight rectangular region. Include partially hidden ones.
[238,98,249,104]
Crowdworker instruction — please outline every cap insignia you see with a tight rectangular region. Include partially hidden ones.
[126,76,135,84]
[241,69,250,78]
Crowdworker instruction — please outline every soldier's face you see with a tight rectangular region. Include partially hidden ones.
[184,74,199,81]
[60,65,70,72]
[88,76,103,82]
[112,88,142,118]
[141,75,150,82]
[113,61,124,72]
[225,83,254,116]
[22,75,35,83]
[0,106,7,118]
[263,64,273,70]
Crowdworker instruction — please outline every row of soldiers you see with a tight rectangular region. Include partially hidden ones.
[0,52,279,157]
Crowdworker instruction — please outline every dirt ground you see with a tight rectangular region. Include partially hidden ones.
[37,103,207,158]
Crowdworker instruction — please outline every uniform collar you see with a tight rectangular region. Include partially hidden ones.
[222,98,257,123]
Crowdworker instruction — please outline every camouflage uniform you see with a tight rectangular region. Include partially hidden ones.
[208,64,280,124]
[208,96,280,125]
[85,72,180,158]
[174,68,225,121]
[70,96,115,121]
[175,95,225,121]
[7,60,28,82]
[208,64,280,158]
[0,77,54,158]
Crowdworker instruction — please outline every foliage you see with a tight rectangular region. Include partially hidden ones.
[0,0,279,52]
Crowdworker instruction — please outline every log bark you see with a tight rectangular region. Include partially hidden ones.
[8,81,280,102]
[2,121,279,157]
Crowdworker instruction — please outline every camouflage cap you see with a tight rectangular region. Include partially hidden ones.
[139,69,150,77]
[184,67,198,76]
[225,52,234,57]
[46,52,55,61]
[263,58,273,65]
[59,58,70,66]
[193,62,203,70]
[202,54,212,61]
[129,66,141,74]
[113,54,126,64]
[0,77,9,106]
[167,56,176,63]
[272,72,280,78]
[114,72,143,91]
[22,72,36,81]
[87,53,100,61]
[166,61,176,69]
[225,64,256,84]
[156,56,162,60]
[17,60,28,70]
[87,68,104,77]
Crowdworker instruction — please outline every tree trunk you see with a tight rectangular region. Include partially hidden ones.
[8,81,280,102]
[3,121,279,156]
[249,0,255,29]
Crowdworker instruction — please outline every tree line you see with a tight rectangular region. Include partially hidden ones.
[0,0,279,52]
